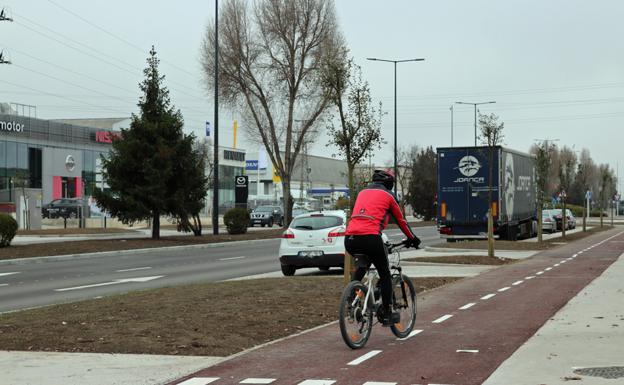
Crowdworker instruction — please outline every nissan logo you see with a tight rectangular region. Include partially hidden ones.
[236,176,246,185]
[65,155,76,172]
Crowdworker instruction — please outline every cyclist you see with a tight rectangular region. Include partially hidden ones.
[345,169,421,325]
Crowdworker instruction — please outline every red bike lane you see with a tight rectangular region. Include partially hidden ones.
[169,229,624,385]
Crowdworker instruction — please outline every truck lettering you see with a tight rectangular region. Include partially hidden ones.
[454,177,485,183]
[517,176,531,191]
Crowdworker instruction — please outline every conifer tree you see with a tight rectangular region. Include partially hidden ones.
[94,47,208,238]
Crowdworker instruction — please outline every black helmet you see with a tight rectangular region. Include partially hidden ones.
[372,169,395,190]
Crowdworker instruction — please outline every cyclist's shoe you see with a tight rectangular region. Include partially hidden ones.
[378,307,400,326]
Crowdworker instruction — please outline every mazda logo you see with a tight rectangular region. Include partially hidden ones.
[236,176,246,185]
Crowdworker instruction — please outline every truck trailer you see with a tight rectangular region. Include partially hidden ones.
[437,146,536,241]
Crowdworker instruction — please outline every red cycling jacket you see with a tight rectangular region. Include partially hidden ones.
[346,182,416,239]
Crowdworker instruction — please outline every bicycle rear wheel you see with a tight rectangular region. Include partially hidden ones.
[339,281,373,349]
[390,274,417,338]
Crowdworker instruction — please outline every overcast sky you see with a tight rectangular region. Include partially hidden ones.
[1,0,623,184]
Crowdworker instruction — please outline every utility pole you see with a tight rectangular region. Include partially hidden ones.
[1,8,13,65]
[212,0,220,235]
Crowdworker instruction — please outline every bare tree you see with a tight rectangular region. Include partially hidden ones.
[532,141,554,242]
[395,145,416,216]
[200,0,344,224]
[322,57,384,210]
[479,112,504,258]
[558,147,577,237]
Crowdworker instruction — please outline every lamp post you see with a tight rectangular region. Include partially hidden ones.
[455,101,496,146]
[367,57,424,195]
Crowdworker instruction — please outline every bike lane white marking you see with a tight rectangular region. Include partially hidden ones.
[498,287,510,292]
[536,271,544,275]
[297,380,336,385]
[456,349,479,353]
[481,294,496,300]
[0,283,8,287]
[512,280,524,286]
[545,267,552,271]
[115,267,151,272]
[362,382,396,385]
[459,302,476,310]
[432,314,453,324]
[347,350,382,365]
[219,256,247,261]
[240,379,275,384]
[525,276,535,279]
[178,378,219,385]
[0,272,19,277]
[397,329,423,341]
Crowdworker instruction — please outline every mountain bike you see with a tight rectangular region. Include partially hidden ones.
[338,241,417,349]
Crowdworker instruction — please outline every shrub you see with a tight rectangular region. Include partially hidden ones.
[0,214,18,247]
[224,207,250,234]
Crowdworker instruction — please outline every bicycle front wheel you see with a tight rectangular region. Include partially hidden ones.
[339,281,373,349]
[390,274,417,338]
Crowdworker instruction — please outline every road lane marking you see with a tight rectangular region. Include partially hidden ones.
[554,263,560,266]
[459,303,476,310]
[498,287,510,292]
[481,294,496,300]
[525,276,535,279]
[512,280,524,286]
[397,329,423,341]
[432,314,453,323]
[54,276,164,292]
[0,272,19,277]
[0,283,8,287]
[348,350,382,365]
[545,267,552,271]
[456,349,479,353]
[536,271,544,275]
[219,256,247,261]
[178,378,220,385]
[116,267,152,272]
[297,380,336,385]
[240,379,275,384]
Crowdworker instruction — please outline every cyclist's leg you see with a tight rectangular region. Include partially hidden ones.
[344,235,371,281]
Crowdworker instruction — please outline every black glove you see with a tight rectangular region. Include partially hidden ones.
[402,237,421,249]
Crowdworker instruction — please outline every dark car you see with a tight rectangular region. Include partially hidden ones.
[42,198,88,219]
[248,205,284,227]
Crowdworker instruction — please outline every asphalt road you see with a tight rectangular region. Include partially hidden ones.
[0,226,440,313]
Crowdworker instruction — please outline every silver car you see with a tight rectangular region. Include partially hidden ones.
[541,210,557,233]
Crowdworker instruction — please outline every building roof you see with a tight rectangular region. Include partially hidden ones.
[51,117,130,130]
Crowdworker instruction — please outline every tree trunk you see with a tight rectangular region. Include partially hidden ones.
[600,197,604,227]
[282,179,293,227]
[152,212,160,239]
[562,200,567,238]
[347,164,355,212]
[537,200,543,243]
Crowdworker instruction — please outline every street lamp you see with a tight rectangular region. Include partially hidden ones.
[367,57,424,195]
[455,101,496,146]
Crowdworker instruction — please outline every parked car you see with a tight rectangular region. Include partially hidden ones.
[41,198,88,219]
[541,209,557,233]
[248,205,284,227]
[278,210,347,276]
[552,208,576,230]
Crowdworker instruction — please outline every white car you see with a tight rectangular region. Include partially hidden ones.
[278,210,390,276]
[279,210,347,276]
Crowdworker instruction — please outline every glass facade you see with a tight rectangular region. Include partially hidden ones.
[82,149,106,197]
[218,164,245,206]
[0,140,38,191]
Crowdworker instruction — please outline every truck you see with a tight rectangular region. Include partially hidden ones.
[436,146,536,241]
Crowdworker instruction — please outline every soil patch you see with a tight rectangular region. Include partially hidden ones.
[17,228,139,236]
[431,226,614,251]
[405,255,517,265]
[0,276,460,356]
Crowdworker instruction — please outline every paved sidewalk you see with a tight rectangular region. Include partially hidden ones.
[483,252,624,384]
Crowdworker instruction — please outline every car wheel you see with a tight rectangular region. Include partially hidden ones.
[261,223,265,227]
[268,218,273,227]
[279,216,284,227]
[318,266,330,271]
[281,265,296,276]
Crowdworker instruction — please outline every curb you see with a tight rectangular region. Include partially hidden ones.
[424,246,486,253]
[0,237,281,266]
[14,232,140,239]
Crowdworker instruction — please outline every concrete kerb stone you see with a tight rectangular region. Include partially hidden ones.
[0,237,280,266]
